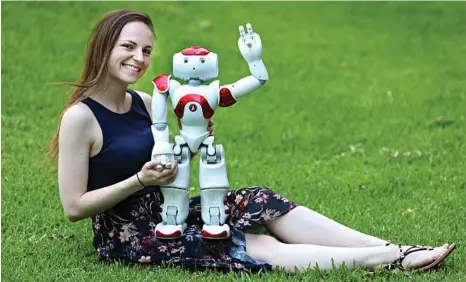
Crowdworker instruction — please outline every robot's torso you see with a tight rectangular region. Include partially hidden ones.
[169,80,220,153]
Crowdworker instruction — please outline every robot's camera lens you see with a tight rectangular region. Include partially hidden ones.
[184,59,188,63]
[200,59,205,63]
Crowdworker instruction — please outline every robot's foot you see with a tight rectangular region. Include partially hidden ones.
[201,224,231,239]
[155,222,187,239]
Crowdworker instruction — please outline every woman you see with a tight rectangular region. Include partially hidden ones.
[49,9,455,272]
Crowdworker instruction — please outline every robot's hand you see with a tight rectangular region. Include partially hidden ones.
[237,23,263,63]
[151,142,175,172]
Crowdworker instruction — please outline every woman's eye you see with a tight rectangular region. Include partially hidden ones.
[143,49,151,55]
[123,44,134,49]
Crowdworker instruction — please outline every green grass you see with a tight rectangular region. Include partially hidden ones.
[2,1,466,281]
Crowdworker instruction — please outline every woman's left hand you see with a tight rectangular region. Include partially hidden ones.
[207,119,214,136]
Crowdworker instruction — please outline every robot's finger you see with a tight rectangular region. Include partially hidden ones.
[160,156,166,166]
[161,161,176,174]
[164,157,173,169]
[155,164,164,172]
[246,23,253,34]
[238,25,246,37]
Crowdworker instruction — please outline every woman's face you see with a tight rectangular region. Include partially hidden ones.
[108,21,153,85]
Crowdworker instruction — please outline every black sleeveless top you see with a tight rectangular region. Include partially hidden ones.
[82,89,157,193]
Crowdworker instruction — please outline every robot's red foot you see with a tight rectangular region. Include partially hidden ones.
[155,222,186,239]
[201,224,231,239]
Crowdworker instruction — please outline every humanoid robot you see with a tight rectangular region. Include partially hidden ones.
[151,23,269,239]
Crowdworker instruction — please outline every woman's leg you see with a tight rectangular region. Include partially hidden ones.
[266,206,388,247]
[245,234,450,272]
[224,187,385,247]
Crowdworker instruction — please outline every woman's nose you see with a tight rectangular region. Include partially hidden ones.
[133,50,144,62]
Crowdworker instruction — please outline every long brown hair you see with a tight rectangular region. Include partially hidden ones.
[47,9,154,160]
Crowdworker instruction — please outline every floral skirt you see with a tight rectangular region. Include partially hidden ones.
[93,186,298,271]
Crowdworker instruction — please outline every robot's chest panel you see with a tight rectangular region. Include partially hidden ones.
[171,86,218,119]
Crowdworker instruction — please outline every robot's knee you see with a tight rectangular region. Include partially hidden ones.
[173,142,191,163]
[199,144,229,189]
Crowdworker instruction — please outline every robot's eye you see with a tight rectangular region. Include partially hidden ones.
[183,59,188,63]
[200,58,205,64]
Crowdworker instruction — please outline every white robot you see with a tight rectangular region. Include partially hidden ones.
[151,23,269,240]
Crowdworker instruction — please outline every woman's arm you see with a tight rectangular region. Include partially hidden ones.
[58,104,177,222]
[135,90,153,119]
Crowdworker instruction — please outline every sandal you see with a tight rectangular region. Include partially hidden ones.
[384,241,456,272]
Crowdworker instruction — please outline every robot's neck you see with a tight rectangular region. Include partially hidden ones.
[188,79,202,86]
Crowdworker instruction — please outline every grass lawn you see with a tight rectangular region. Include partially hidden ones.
[2,1,466,281]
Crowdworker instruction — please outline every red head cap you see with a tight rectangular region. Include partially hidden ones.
[181,46,210,56]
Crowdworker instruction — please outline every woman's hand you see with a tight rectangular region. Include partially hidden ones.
[138,160,178,186]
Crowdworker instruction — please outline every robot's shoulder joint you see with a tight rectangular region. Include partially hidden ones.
[218,86,237,107]
[152,74,171,93]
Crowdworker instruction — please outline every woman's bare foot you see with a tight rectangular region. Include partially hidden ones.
[401,244,451,270]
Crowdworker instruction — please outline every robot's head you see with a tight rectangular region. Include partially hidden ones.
[173,46,218,82]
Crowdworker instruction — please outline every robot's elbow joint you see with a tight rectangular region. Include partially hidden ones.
[153,123,167,131]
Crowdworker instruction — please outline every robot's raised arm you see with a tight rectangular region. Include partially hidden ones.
[238,23,269,83]
[151,74,179,142]
[216,76,262,107]
[217,23,270,108]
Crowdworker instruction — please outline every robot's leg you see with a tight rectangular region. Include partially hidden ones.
[155,138,191,239]
[199,138,230,239]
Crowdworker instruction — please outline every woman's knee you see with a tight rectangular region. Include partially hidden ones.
[245,233,280,263]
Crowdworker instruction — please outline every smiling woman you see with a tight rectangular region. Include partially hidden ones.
[46,9,295,271]
[47,8,455,273]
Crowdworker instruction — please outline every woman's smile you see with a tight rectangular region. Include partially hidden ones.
[122,63,141,74]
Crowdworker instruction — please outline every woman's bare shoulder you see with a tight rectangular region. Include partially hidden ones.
[133,90,152,116]
[134,90,152,103]
[60,102,96,134]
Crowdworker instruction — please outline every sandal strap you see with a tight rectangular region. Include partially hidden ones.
[384,241,434,271]
[403,246,434,258]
